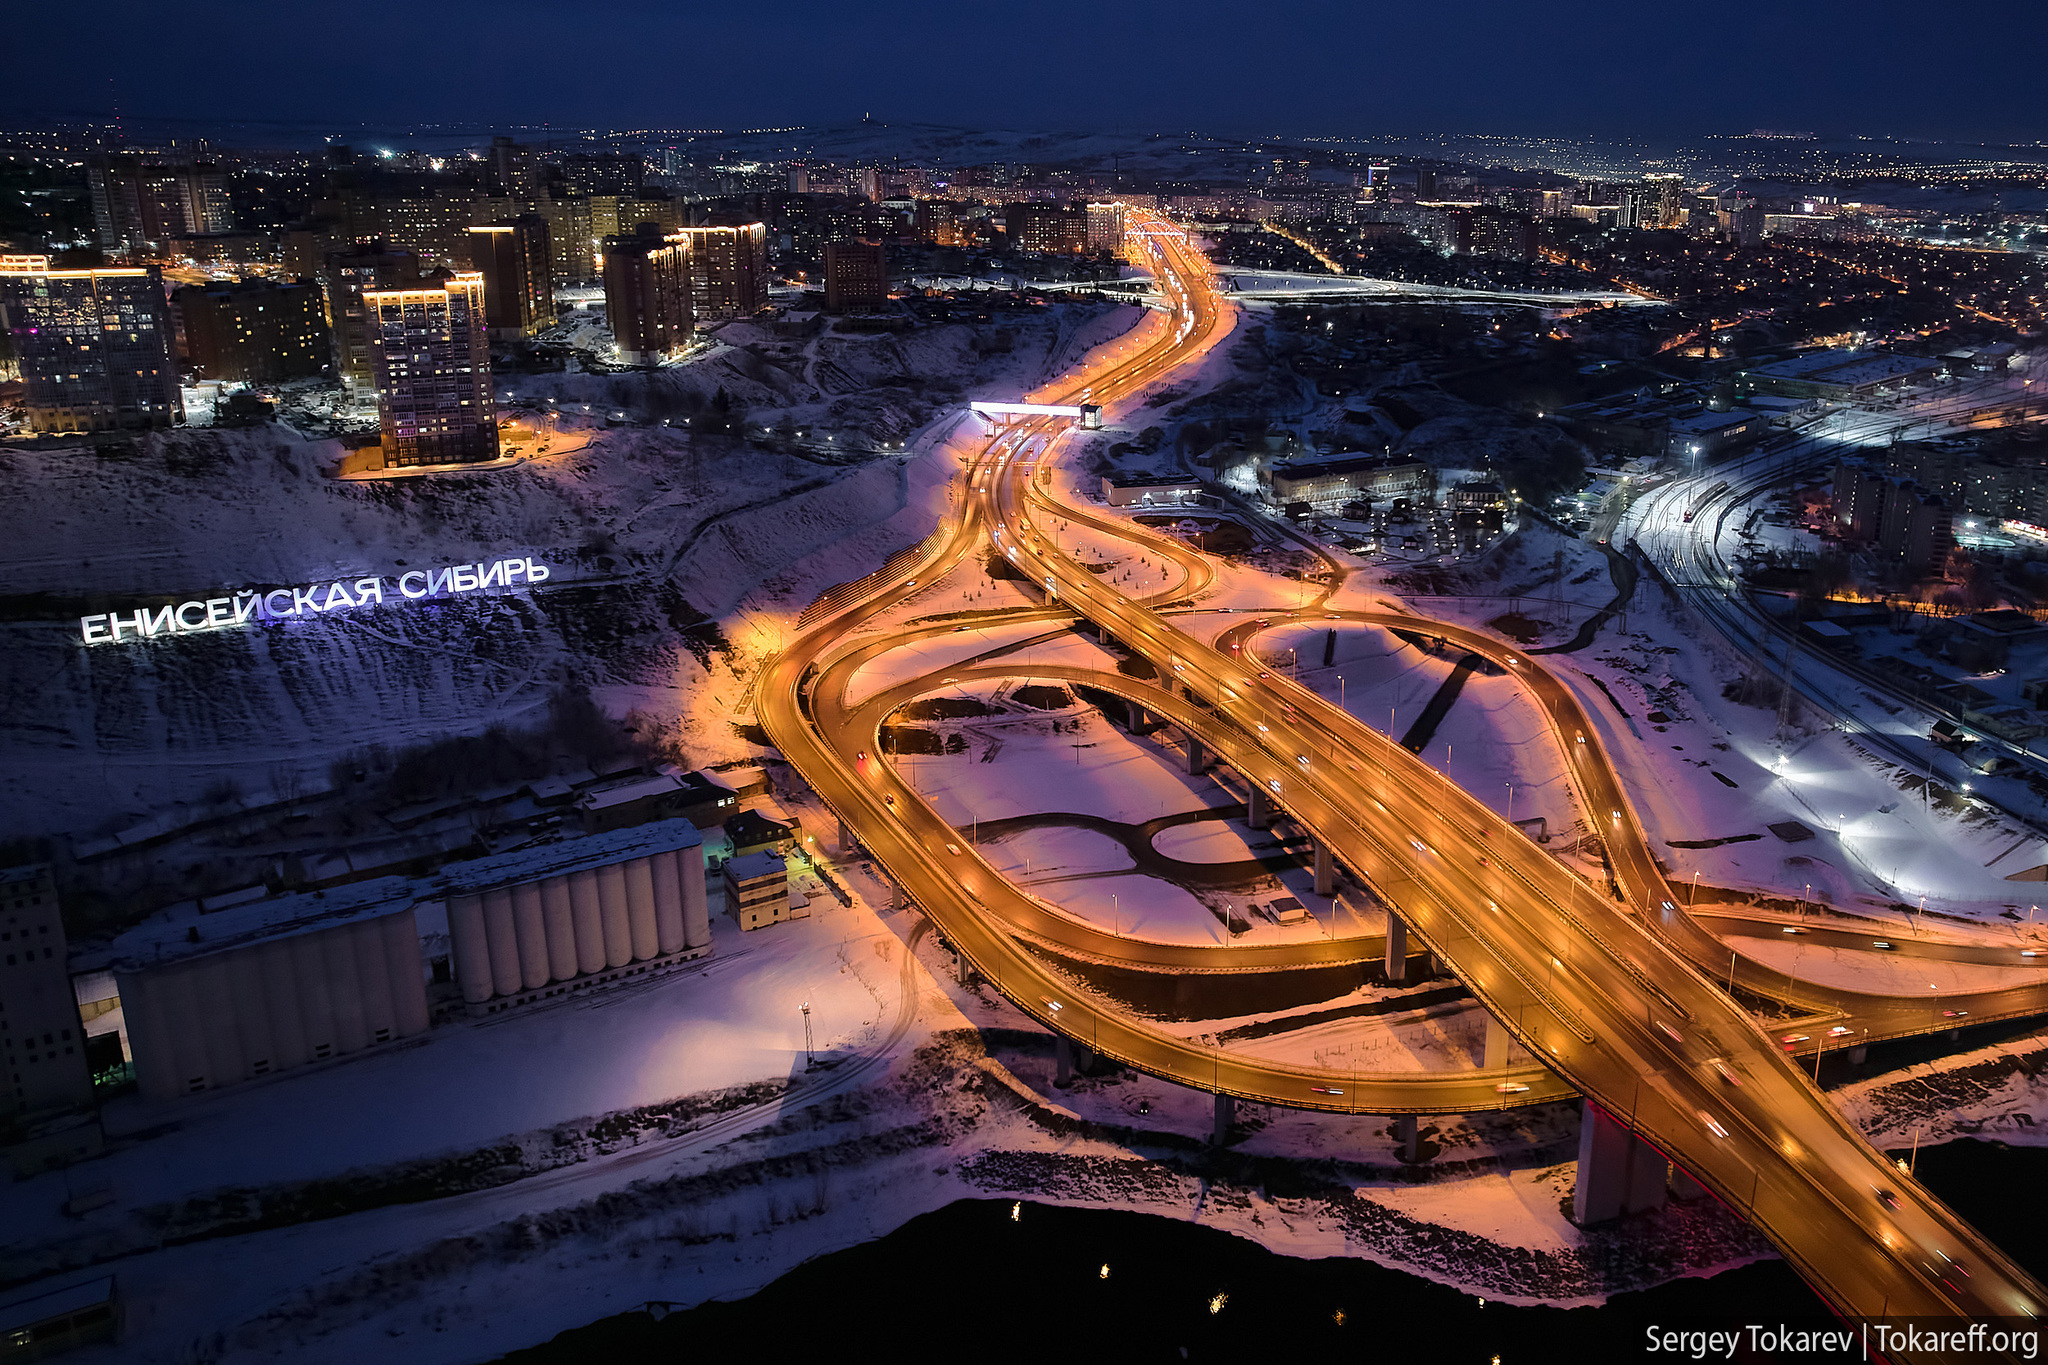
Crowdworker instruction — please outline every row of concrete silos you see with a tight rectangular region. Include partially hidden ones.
[445,844,710,1004]
[120,907,429,1101]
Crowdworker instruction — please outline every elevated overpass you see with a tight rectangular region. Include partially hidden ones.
[760,209,2047,1350]
[1218,266,1656,307]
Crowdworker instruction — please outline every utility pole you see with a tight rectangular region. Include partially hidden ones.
[1775,625,1802,742]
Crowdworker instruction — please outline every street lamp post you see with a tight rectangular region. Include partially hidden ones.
[800,1001,814,1070]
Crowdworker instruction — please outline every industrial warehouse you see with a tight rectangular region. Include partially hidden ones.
[92,820,711,1102]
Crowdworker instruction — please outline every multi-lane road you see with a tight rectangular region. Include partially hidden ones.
[760,209,2046,1347]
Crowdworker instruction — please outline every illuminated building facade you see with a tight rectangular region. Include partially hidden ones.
[589,193,682,242]
[532,194,596,284]
[0,254,183,432]
[603,229,694,363]
[172,278,328,384]
[823,239,887,311]
[467,217,554,340]
[558,151,645,196]
[1451,208,1538,261]
[362,272,498,466]
[913,199,960,246]
[674,223,770,320]
[321,242,420,399]
[488,135,544,199]
[1005,202,1087,254]
[1084,202,1126,252]
[86,155,231,254]
[1645,174,1686,227]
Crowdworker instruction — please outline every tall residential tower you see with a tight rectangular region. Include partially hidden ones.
[0,254,182,433]
[362,271,497,467]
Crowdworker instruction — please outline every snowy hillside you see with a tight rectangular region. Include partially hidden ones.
[0,305,1142,842]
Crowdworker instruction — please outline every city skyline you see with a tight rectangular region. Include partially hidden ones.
[5,29,2048,1360]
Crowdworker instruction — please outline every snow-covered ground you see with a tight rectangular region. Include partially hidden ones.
[9,884,898,1250]
[894,679,1224,829]
[8,903,1782,1365]
[883,676,1360,948]
[1728,937,2040,995]
[1839,1025,2048,1151]
[1346,522,2045,922]
[1254,619,1591,851]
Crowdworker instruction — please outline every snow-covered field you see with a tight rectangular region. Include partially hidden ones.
[1256,619,1590,847]
[884,675,1362,947]
[894,679,1225,829]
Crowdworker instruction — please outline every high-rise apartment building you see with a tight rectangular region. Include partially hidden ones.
[173,277,329,384]
[913,199,960,246]
[488,136,545,199]
[603,230,694,364]
[0,254,183,432]
[823,239,887,311]
[674,223,769,321]
[1452,208,1538,261]
[1831,460,1956,573]
[375,190,519,268]
[321,242,421,399]
[1084,202,1126,253]
[559,151,645,196]
[87,155,231,254]
[467,217,553,341]
[362,272,497,467]
[1646,174,1685,228]
[1721,205,1765,246]
[1004,203,1087,255]
[590,193,682,242]
[532,194,596,285]
[1,865,94,1118]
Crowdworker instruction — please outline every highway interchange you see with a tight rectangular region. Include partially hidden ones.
[759,209,2048,1348]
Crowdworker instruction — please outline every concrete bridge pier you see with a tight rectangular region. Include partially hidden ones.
[1572,1102,1669,1224]
[1055,1035,1074,1088]
[1247,786,1275,829]
[1127,702,1163,734]
[1848,1045,1868,1066]
[1313,840,1337,897]
[1185,734,1213,775]
[1395,1114,1421,1164]
[838,818,858,855]
[1483,1011,1513,1070]
[1384,912,1409,984]
[1212,1093,1236,1146]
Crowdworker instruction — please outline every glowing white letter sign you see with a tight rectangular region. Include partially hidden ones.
[78,556,552,646]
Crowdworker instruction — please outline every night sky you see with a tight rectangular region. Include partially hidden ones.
[8,0,2047,142]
